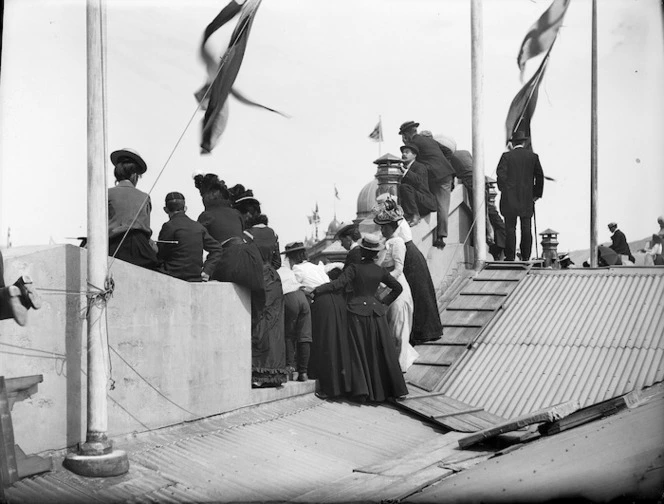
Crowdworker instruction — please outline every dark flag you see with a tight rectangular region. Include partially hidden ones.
[196,0,287,153]
[505,47,552,149]
[368,120,383,142]
[517,0,570,80]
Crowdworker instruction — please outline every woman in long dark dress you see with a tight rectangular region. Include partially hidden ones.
[313,235,408,403]
[243,213,289,387]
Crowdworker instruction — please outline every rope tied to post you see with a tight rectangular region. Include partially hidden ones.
[85,274,115,315]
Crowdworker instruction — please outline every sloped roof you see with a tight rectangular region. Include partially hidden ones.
[441,267,664,419]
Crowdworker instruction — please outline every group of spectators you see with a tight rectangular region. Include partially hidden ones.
[397,121,545,262]
[105,148,445,400]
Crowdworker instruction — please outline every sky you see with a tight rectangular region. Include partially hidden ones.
[1,0,663,254]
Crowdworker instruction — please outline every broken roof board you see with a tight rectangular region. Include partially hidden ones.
[407,393,664,503]
[442,269,664,419]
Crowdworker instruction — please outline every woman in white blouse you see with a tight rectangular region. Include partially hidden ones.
[374,209,419,372]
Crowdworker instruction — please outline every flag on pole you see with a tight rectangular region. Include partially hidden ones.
[334,185,340,200]
[517,0,570,80]
[195,0,287,153]
[368,120,383,142]
[505,47,552,149]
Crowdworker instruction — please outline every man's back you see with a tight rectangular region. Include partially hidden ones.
[409,134,455,182]
[158,213,221,282]
[497,147,544,218]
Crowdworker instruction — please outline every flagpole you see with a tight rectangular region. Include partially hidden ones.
[589,0,598,266]
[64,0,128,477]
[471,0,486,269]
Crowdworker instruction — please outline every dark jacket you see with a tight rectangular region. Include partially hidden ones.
[344,246,363,270]
[610,229,634,259]
[158,212,223,282]
[408,134,455,184]
[496,147,544,218]
[244,225,281,269]
[314,262,402,317]
[400,161,437,212]
[197,201,244,244]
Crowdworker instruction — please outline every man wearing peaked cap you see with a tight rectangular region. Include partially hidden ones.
[157,191,223,282]
[399,120,455,248]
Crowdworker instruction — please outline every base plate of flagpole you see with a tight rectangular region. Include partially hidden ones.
[63,450,129,477]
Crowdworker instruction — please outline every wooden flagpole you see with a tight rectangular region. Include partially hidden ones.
[471,0,486,269]
[590,0,598,266]
[64,0,129,477]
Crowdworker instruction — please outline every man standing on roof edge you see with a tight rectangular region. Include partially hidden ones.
[496,130,544,262]
[399,120,455,249]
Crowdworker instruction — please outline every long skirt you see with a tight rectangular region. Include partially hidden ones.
[309,291,351,397]
[346,312,409,402]
[251,264,288,387]
[403,241,443,343]
[384,275,419,372]
[109,230,159,270]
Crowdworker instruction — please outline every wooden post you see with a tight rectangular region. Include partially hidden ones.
[590,0,598,266]
[64,0,128,477]
[471,0,487,269]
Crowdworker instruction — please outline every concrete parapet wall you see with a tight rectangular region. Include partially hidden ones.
[1,245,252,454]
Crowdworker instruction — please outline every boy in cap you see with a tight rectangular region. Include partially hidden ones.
[157,192,223,282]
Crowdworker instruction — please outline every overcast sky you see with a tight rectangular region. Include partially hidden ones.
[1,0,662,253]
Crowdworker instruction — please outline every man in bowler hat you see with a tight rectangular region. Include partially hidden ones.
[399,120,455,248]
[398,144,437,226]
[496,131,544,261]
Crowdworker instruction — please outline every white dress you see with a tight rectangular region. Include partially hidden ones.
[377,236,419,372]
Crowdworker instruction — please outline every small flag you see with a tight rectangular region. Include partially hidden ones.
[334,185,340,200]
[307,215,313,225]
[517,0,570,81]
[368,120,383,142]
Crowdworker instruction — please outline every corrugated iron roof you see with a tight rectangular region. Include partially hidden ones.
[442,268,664,419]
[5,394,450,503]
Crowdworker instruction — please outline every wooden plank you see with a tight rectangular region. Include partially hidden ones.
[458,400,580,448]
[442,310,494,327]
[473,269,526,281]
[0,377,18,488]
[416,346,465,366]
[539,395,631,436]
[624,381,664,408]
[439,326,481,345]
[14,446,52,479]
[459,281,516,296]
[432,408,485,419]
[446,295,504,311]
[404,365,441,392]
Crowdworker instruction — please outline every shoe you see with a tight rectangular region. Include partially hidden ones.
[297,372,308,382]
[7,286,28,326]
[315,391,329,399]
[14,275,41,310]
[432,238,446,249]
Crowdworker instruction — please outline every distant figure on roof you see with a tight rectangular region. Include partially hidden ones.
[399,120,455,249]
[608,222,635,264]
[658,216,664,238]
[398,144,436,227]
[108,148,160,269]
[496,131,544,261]
[193,173,244,243]
[157,192,223,282]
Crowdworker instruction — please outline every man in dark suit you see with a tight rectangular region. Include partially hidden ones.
[398,144,437,226]
[608,222,635,263]
[496,131,544,261]
[399,121,455,248]
[157,192,223,282]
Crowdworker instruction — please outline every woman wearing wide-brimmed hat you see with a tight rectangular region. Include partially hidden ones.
[374,209,419,372]
[107,148,159,269]
[312,234,408,403]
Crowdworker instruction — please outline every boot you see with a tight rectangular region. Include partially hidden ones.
[14,275,41,310]
[296,342,310,382]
